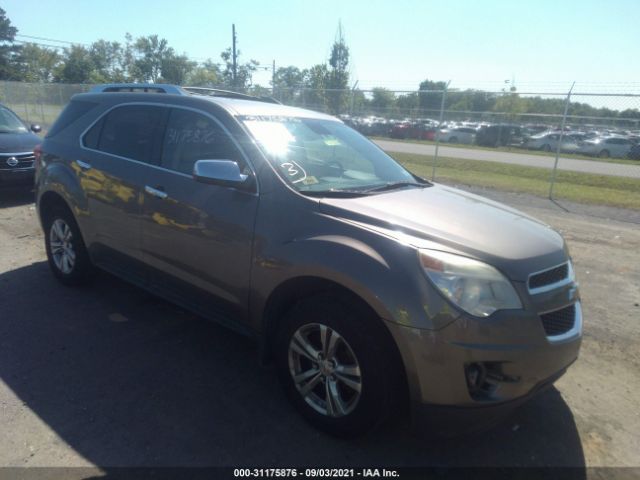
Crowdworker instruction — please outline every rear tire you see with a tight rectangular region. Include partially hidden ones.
[449,136,458,144]
[43,205,94,286]
[598,149,610,158]
[275,294,399,437]
[542,144,552,152]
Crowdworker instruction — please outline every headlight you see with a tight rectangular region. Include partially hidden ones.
[419,249,522,317]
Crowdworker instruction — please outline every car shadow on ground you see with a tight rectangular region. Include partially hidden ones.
[0,186,34,208]
[0,262,586,470]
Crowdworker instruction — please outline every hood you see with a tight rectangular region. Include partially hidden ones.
[0,132,41,153]
[319,184,567,281]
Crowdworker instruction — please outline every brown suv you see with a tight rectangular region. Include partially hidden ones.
[35,84,582,437]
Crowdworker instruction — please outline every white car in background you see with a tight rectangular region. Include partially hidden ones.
[436,126,477,144]
[523,132,580,152]
[577,136,633,158]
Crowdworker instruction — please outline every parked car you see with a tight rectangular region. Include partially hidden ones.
[35,84,582,437]
[389,121,436,141]
[0,103,42,187]
[436,126,477,144]
[523,132,580,152]
[625,142,640,160]
[475,124,526,147]
[577,136,634,158]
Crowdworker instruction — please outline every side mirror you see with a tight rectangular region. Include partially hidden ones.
[30,124,42,133]
[193,160,249,188]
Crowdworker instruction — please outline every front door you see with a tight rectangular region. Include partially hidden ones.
[139,107,259,324]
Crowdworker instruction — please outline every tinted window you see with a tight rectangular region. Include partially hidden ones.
[83,116,104,149]
[46,100,98,138]
[98,105,167,163]
[161,109,243,175]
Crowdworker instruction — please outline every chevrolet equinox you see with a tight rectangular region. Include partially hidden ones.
[35,84,582,437]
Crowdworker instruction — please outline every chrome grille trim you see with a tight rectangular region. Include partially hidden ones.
[528,261,573,295]
[544,301,582,343]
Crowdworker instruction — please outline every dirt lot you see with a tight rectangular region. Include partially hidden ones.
[0,185,638,472]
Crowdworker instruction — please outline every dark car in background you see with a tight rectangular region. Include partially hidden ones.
[0,104,42,187]
[389,121,437,141]
[476,124,526,147]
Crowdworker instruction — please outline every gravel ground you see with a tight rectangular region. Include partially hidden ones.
[0,185,638,472]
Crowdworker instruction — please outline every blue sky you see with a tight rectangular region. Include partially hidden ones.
[3,0,639,93]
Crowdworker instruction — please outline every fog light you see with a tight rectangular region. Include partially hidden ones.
[465,363,487,393]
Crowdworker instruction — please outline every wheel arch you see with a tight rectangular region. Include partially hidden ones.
[260,275,410,408]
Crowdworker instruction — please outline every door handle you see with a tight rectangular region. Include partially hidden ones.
[76,160,91,170]
[144,185,168,200]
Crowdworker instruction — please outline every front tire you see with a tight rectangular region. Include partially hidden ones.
[44,206,94,285]
[275,294,399,437]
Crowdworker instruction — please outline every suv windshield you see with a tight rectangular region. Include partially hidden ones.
[242,116,427,195]
[0,107,28,134]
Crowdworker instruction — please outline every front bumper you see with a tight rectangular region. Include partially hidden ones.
[386,300,582,425]
[0,167,35,186]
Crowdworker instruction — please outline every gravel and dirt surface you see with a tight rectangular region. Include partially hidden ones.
[0,185,638,473]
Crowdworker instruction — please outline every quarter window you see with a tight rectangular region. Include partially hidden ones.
[161,109,243,175]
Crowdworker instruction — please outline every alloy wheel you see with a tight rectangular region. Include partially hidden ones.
[49,218,76,274]
[288,323,362,417]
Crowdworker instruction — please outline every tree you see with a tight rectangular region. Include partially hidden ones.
[396,92,419,115]
[272,65,305,103]
[370,87,396,114]
[0,7,20,80]
[160,53,196,84]
[219,47,258,91]
[326,22,350,114]
[186,59,221,87]
[89,40,123,82]
[418,79,447,114]
[14,43,60,82]
[55,45,94,83]
[132,35,170,82]
[302,64,329,110]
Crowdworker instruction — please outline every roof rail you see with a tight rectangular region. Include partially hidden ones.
[182,86,281,104]
[89,83,282,104]
[90,84,186,95]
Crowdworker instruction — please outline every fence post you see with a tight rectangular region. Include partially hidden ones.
[549,82,575,199]
[431,81,450,181]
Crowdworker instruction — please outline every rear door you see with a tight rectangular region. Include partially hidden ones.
[139,107,259,324]
[80,104,168,281]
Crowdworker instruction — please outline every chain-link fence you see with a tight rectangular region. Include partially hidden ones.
[1,81,638,215]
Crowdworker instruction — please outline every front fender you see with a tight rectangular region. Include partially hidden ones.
[249,231,459,333]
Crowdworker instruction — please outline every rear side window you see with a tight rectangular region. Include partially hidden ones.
[83,117,104,149]
[97,105,167,164]
[161,108,243,175]
[46,100,98,138]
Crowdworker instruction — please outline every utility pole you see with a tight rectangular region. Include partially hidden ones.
[232,24,238,90]
[272,59,276,96]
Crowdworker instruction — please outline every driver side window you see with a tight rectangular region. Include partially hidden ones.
[161,109,244,175]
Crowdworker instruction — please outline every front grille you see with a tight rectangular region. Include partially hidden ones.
[529,263,569,290]
[540,304,576,336]
[0,153,35,169]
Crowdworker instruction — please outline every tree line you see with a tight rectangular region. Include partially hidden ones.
[0,8,638,120]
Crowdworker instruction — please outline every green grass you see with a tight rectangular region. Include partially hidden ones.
[391,153,640,210]
[371,136,640,166]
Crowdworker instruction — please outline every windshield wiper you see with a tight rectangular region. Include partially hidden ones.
[299,188,371,198]
[361,181,430,193]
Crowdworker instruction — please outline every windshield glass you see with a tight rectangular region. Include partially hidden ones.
[0,107,28,134]
[242,116,424,194]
